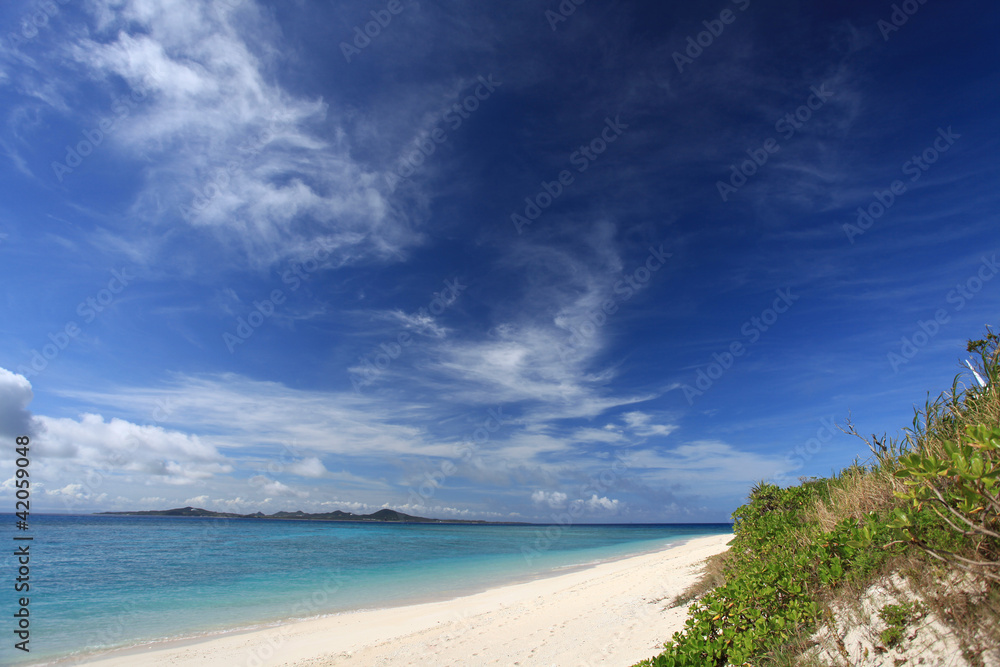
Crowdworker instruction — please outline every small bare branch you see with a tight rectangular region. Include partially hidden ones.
[926,485,1000,540]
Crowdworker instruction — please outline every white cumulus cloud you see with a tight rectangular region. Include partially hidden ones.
[0,368,36,439]
[531,490,568,508]
[578,494,621,512]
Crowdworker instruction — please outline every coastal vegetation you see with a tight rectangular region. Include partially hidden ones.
[636,330,1000,666]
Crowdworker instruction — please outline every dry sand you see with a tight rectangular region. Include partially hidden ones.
[77,533,732,667]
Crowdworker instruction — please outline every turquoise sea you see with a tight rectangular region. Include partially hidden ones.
[0,514,731,665]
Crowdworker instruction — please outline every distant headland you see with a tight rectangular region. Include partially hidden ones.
[97,506,526,525]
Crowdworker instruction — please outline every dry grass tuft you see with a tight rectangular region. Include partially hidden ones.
[669,550,731,608]
[808,467,902,533]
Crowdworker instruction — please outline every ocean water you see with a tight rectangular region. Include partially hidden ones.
[0,514,731,665]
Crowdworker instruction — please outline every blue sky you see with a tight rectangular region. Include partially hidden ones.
[0,0,997,522]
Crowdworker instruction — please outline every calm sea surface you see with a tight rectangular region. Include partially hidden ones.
[0,514,731,665]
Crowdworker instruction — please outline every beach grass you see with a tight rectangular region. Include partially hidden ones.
[635,329,1000,666]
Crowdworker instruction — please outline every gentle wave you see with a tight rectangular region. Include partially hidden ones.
[0,514,731,665]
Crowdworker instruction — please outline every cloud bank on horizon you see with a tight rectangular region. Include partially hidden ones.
[0,0,997,522]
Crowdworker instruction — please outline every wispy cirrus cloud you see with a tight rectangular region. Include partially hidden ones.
[410,223,662,421]
[627,440,792,496]
[53,371,453,458]
[622,411,678,438]
[6,0,426,270]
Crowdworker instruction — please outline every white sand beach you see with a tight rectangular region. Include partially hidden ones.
[78,533,732,667]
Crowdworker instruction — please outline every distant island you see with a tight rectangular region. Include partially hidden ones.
[97,506,524,525]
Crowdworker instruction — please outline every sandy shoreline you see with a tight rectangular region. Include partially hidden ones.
[74,533,732,667]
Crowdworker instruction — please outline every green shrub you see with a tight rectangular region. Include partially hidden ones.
[634,485,894,666]
[885,330,1000,584]
[634,329,1000,667]
[877,601,924,648]
[890,423,1000,583]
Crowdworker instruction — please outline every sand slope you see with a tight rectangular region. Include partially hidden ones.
[78,533,732,667]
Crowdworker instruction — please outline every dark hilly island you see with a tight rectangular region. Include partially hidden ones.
[98,506,524,524]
